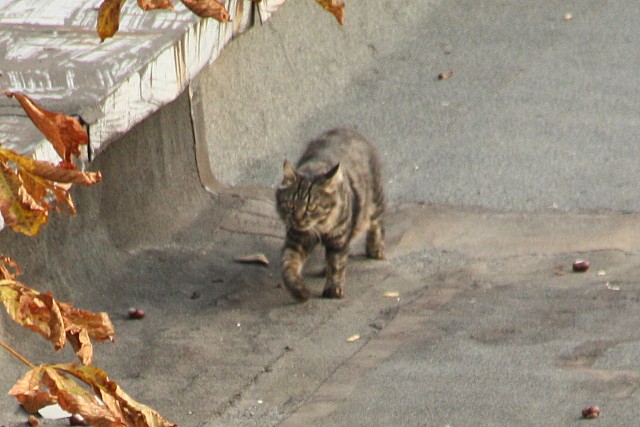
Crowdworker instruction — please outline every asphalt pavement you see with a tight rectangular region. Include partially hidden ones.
[199,0,640,212]
[1,1,640,426]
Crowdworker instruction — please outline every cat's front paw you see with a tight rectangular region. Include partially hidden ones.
[289,287,311,302]
[284,281,311,303]
[322,286,344,299]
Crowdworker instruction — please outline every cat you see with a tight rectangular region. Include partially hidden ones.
[275,128,385,302]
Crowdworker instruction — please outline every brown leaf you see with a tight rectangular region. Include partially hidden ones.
[3,92,88,168]
[41,367,122,427]
[0,146,101,235]
[181,0,230,22]
[137,0,174,11]
[97,0,125,42]
[234,253,269,266]
[0,284,68,351]
[315,0,345,25]
[66,328,94,366]
[0,255,21,280]
[0,278,114,364]
[56,364,177,427]
[60,303,115,343]
[8,367,57,414]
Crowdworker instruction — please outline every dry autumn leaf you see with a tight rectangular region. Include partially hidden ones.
[234,253,270,266]
[138,0,175,11]
[0,146,101,236]
[60,302,115,365]
[9,368,58,415]
[9,364,177,426]
[0,160,48,235]
[97,0,125,42]
[0,273,114,365]
[3,92,88,169]
[0,255,21,280]
[315,0,345,25]
[10,366,119,423]
[181,0,230,22]
[346,334,360,342]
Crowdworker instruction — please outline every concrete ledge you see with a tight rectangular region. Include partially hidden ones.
[0,0,284,161]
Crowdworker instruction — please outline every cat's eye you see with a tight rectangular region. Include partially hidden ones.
[307,203,317,212]
[285,201,294,211]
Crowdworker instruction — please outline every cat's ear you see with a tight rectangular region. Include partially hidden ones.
[281,160,297,186]
[321,163,343,191]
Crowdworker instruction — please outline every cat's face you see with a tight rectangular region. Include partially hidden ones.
[276,161,342,232]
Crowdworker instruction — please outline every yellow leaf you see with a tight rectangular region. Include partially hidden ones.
[98,0,125,42]
[181,0,231,22]
[0,162,48,236]
[315,0,345,24]
[0,146,101,235]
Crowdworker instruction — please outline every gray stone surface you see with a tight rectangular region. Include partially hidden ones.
[199,0,640,212]
[1,1,640,426]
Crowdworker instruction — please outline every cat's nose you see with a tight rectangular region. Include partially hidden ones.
[293,210,305,223]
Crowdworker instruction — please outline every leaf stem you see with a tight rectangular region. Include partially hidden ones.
[0,339,36,368]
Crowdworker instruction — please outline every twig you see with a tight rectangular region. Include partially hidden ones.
[0,339,36,369]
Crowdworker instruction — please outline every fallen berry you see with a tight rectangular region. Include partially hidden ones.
[572,259,590,272]
[582,405,600,419]
[128,307,146,319]
[69,414,88,426]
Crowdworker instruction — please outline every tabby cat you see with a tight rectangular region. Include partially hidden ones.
[276,128,385,302]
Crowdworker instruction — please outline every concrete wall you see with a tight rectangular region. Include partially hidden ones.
[0,90,237,415]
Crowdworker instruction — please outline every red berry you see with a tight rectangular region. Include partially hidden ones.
[582,405,600,419]
[572,259,590,272]
[127,307,145,319]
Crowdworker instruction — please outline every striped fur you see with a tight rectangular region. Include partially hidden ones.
[276,129,385,302]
